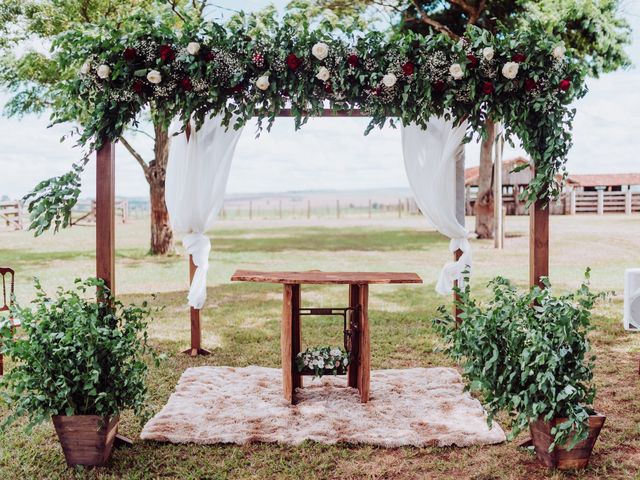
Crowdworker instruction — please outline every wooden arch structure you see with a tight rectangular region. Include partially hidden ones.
[94,109,548,355]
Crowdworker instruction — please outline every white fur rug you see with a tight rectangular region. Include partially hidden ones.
[141,366,505,448]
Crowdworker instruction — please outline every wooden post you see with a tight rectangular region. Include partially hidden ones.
[368,199,372,219]
[625,190,632,215]
[493,127,504,249]
[307,200,311,219]
[96,142,115,294]
[398,199,402,218]
[570,190,577,215]
[530,196,549,288]
[281,284,301,403]
[356,284,370,403]
[597,190,604,215]
[182,256,211,357]
[454,143,465,322]
[347,284,361,388]
[336,199,340,219]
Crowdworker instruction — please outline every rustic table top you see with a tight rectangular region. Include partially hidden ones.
[230,270,423,285]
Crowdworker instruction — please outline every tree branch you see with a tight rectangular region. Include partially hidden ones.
[411,0,460,40]
[119,136,149,176]
[166,0,187,22]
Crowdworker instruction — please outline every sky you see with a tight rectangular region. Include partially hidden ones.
[0,1,639,200]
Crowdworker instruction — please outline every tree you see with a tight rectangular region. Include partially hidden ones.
[303,0,631,237]
[0,0,205,255]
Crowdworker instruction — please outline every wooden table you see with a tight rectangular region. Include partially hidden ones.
[231,270,423,404]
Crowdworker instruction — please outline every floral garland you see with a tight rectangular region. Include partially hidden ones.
[51,13,586,204]
[296,346,350,379]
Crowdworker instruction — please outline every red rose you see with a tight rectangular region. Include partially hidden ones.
[286,53,301,70]
[467,54,479,68]
[132,79,144,94]
[180,77,193,91]
[525,78,537,92]
[433,80,446,92]
[481,81,494,95]
[159,44,175,62]
[230,84,243,93]
[347,54,359,68]
[203,51,215,62]
[559,79,571,91]
[123,48,137,61]
[512,53,526,63]
[402,61,415,76]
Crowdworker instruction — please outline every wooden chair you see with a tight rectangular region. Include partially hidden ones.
[0,267,19,376]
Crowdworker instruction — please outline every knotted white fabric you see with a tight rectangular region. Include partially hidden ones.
[165,114,244,308]
[401,117,472,295]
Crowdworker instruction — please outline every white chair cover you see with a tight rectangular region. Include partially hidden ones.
[401,117,472,295]
[165,114,244,308]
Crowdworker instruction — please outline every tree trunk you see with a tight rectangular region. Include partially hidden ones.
[475,118,495,239]
[147,123,174,255]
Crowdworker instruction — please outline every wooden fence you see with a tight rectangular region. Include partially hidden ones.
[71,200,129,225]
[569,190,640,215]
[0,201,23,230]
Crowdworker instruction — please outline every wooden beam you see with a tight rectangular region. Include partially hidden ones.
[530,196,549,288]
[96,142,115,293]
[182,255,211,356]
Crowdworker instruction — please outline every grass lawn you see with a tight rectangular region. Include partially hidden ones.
[0,215,639,479]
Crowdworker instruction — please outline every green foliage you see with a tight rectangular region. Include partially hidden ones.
[51,11,585,205]
[434,271,605,451]
[0,278,160,430]
[22,157,88,236]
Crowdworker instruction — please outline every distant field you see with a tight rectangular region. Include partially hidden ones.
[0,215,639,479]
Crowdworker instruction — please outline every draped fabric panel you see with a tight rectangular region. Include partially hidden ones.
[165,114,244,308]
[401,117,472,295]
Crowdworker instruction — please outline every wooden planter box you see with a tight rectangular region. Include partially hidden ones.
[52,415,120,467]
[529,413,605,470]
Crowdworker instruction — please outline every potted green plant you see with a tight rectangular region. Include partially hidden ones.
[435,270,605,470]
[0,278,158,467]
[296,346,350,378]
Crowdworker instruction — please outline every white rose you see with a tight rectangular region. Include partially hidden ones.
[146,69,162,84]
[482,47,494,62]
[552,44,566,60]
[449,63,464,80]
[382,73,397,88]
[316,66,330,82]
[255,75,270,91]
[186,42,201,55]
[96,64,111,79]
[311,42,329,61]
[80,61,91,75]
[501,61,519,79]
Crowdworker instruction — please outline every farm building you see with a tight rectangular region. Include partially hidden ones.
[465,158,640,215]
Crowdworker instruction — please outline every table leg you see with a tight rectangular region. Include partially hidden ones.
[357,284,370,403]
[347,284,360,389]
[292,285,303,392]
[282,284,301,403]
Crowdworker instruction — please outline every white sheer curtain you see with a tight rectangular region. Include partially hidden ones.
[401,117,472,295]
[165,114,244,308]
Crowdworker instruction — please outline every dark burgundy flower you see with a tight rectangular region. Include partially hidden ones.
[159,44,175,62]
[402,61,415,76]
[252,52,264,65]
[132,79,144,94]
[481,81,494,95]
[433,80,446,92]
[286,53,301,70]
[512,53,526,63]
[180,77,193,91]
[559,79,571,91]
[525,78,537,92]
[231,83,243,93]
[203,51,215,62]
[324,81,333,94]
[123,48,137,62]
[466,54,479,68]
[347,54,359,68]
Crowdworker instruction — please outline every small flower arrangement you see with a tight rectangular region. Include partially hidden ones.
[296,346,349,378]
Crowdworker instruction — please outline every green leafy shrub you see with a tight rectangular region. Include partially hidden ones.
[0,278,159,430]
[434,270,604,450]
